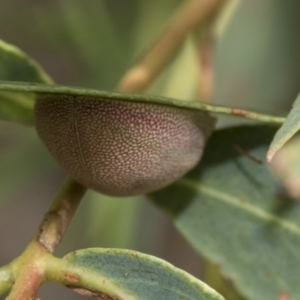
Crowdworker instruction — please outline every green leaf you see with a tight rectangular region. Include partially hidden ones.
[0,91,36,125]
[0,81,286,124]
[150,125,300,300]
[147,35,200,101]
[0,39,52,124]
[46,248,225,300]
[267,91,300,163]
[269,135,300,199]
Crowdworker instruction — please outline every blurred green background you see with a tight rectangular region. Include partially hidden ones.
[0,0,299,299]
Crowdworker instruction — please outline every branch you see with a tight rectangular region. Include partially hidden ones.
[117,0,227,93]
[34,178,87,253]
[5,179,87,300]
[198,28,214,103]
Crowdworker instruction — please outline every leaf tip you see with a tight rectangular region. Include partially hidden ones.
[266,148,276,164]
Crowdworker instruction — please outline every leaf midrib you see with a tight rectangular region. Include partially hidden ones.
[177,178,300,236]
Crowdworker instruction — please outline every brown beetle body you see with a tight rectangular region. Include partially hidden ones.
[35,94,213,196]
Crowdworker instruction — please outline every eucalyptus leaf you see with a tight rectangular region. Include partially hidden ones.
[0,81,286,124]
[0,39,52,124]
[267,91,300,163]
[269,135,300,199]
[46,248,225,300]
[150,125,300,300]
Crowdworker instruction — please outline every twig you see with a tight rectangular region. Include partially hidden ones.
[198,28,214,103]
[5,253,43,300]
[117,0,227,93]
[5,179,87,300]
[34,178,87,253]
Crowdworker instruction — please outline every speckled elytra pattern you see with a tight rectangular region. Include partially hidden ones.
[35,94,213,196]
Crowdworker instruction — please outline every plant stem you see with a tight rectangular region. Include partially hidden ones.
[198,29,214,103]
[5,179,87,300]
[33,178,87,253]
[117,0,227,93]
[0,264,13,297]
[5,244,47,300]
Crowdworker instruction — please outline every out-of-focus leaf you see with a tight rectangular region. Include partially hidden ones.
[214,0,242,40]
[148,35,200,102]
[132,0,180,58]
[0,39,52,125]
[57,0,126,89]
[267,91,300,163]
[86,192,141,249]
[47,248,225,300]
[0,91,36,125]
[270,134,300,199]
[0,81,285,125]
[0,40,52,83]
[203,259,246,300]
[150,125,300,300]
